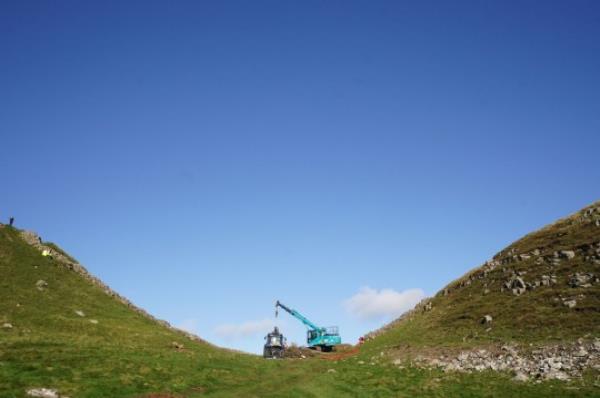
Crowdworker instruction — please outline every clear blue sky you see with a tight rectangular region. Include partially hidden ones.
[2,1,599,353]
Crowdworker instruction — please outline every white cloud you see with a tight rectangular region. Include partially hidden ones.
[344,286,426,320]
[214,318,277,341]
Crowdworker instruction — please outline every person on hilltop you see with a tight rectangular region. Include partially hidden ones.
[9,217,14,226]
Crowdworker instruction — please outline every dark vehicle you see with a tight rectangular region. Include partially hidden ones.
[263,326,286,359]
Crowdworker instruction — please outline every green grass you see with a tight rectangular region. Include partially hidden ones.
[2,200,600,397]
[361,201,600,355]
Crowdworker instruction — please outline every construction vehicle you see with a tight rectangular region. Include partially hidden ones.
[263,326,286,359]
[275,300,341,352]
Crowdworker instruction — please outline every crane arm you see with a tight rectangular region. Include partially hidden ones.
[276,300,320,331]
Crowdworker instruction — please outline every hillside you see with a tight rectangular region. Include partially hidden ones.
[0,225,273,397]
[363,200,600,380]
[2,203,600,397]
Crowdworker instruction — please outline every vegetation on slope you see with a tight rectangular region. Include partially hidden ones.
[363,201,600,354]
[2,201,600,397]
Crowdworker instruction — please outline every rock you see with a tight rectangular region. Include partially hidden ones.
[513,372,529,382]
[543,369,570,381]
[424,302,433,311]
[481,315,493,324]
[559,250,576,260]
[35,280,48,291]
[563,299,577,308]
[171,341,184,350]
[358,360,365,365]
[2,322,13,329]
[508,277,527,295]
[483,288,490,295]
[569,273,593,288]
[74,310,85,317]
[573,347,588,357]
[327,368,336,373]
[89,319,98,324]
[26,388,59,398]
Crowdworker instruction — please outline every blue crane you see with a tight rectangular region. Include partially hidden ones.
[275,300,341,352]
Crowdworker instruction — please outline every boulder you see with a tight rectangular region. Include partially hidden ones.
[171,341,184,350]
[559,250,576,260]
[513,372,529,382]
[2,322,13,329]
[35,280,48,291]
[563,299,577,308]
[26,388,59,398]
[508,277,527,295]
[569,273,593,288]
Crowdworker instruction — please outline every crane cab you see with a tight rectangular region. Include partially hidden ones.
[307,326,341,352]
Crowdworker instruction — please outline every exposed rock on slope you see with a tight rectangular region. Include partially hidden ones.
[365,201,600,380]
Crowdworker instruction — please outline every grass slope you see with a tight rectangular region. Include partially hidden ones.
[2,202,600,397]
[363,200,600,353]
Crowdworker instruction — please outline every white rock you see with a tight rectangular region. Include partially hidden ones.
[26,388,59,398]
[563,299,577,308]
[2,322,13,329]
[560,250,576,259]
[74,310,85,317]
[35,280,48,291]
[89,319,98,324]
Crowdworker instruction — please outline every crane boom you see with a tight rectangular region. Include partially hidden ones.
[275,300,320,331]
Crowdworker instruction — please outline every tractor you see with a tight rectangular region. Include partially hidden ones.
[263,326,286,359]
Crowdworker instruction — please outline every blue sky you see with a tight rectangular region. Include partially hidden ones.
[1,1,600,353]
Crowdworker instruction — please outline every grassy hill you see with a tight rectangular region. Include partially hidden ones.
[2,202,600,397]
[364,201,600,349]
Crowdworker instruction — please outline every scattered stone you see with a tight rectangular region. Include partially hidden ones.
[573,347,588,357]
[481,315,493,324]
[89,319,98,324]
[563,299,577,308]
[508,277,527,295]
[2,322,13,329]
[569,273,594,288]
[358,360,365,365]
[559,250,576,260]
[424,302,433,311]
[415,339,599,381]
[35,280,48,291]
[327,368,336,373]
[171,341,184,350]
[26,388,59,398]
[74,310,85,317]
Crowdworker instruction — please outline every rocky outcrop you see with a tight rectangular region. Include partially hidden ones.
[411,339,600,382]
